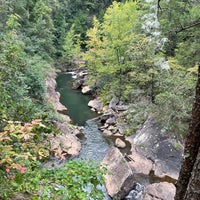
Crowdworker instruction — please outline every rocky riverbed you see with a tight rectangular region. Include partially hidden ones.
[46,68,183,200]
[71,69,184,200]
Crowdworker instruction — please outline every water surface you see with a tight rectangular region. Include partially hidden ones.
[56,73,98,126]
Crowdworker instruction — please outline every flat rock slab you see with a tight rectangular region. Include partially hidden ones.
[102,147,135,199]
[144,182,176,200]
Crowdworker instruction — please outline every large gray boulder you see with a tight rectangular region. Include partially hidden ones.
[115,138,126,148]
[102,148,135,200]
[127,117,183,182]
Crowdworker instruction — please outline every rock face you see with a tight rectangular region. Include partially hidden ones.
[45,72,81,157]
[109,96,119,110]
[100,109,115,123]
[144,182,176,200]
[102,148,135,199]
[127,117,183,182]
[45,72,70,122]
[88,98,103,112]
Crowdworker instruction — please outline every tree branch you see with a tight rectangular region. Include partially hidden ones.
[175,20,200,34]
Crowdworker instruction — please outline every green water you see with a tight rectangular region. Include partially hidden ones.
[56,73,98,126]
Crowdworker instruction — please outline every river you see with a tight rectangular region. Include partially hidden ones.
[56,73,144,200]
[56,73,112,162]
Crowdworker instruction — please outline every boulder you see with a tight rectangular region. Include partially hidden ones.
[153,159,179,181]
[127,151,153,175]
[88,98,103,112]
[102,147,135,199]
[115,138,126,148]
[109,96,119,110]
[78,71,88,78]
[59,114,71,123]
[100,109,115,123]
[127,117,183,182]
[106,117,116,125]
[51,122,81,156]
[115,105,129,112]
[56,102,68,115]
[50,133,81,156]
[81,86,92,94]
[72,79,84,89]
[144,182,176,200]
[103,129,113,137]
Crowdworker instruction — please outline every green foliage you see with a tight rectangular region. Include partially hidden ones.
[22,161,105,200]
[62,25,81,64]
[153,61,196,136]
[0,22,51,126]
[157,0,200,65]
[84,1,139,100]
[0,118,106,200]
[0,160,106,200]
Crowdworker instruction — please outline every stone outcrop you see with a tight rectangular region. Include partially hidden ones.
[127,117,183,182]
[51,121,81,156]
[45,71,81,157]
[144,182,176,200]
[102,147,135,199]
[109,96,120,110]
[88,98,103,112]
[45,71,70,122]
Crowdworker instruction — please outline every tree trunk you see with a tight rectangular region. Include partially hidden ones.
[175,65,200,200]
[184,148,200,199]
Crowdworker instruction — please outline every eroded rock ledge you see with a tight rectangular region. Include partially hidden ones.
[45,71,81,157]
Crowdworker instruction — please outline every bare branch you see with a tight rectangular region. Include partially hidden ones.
[175,20,200,34]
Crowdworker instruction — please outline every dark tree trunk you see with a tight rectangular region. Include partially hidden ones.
[184,149,200,199]
[175,65,200,200]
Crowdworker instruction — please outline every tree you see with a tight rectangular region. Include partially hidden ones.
[83,1,139,101]
[175,65,200,199]
[154,59,196,136]
[157,0,200,64]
